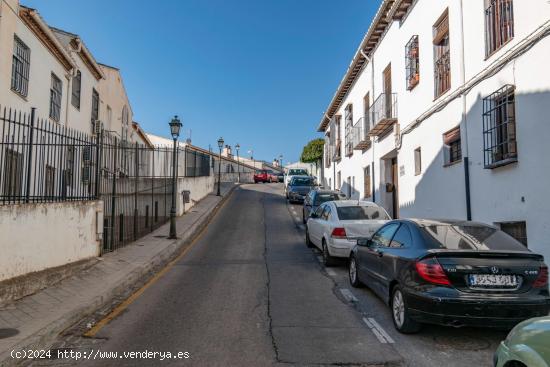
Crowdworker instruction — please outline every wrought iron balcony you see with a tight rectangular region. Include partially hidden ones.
[351,117,371,150]
[368,93,398,137]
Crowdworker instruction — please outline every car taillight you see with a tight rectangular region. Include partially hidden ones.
[415,258,451,286]
[331,227,347,239]
[533,266,549,288]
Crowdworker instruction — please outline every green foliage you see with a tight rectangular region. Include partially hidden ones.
[300,138,324,164]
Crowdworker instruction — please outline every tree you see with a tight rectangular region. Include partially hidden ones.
[300,138,324,173]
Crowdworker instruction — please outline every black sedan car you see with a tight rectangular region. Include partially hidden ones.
[348,219,549,333]
[286,176,316,203]
[302,189,346,223]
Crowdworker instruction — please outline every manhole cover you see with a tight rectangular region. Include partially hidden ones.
[0,328,19,339]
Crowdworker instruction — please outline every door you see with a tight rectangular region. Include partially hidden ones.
[356,223,400,297]
[383,64,392,118]
[391,158,399,218]
[308,204,327,246]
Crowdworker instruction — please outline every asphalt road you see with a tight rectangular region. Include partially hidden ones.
[32,183,508,366]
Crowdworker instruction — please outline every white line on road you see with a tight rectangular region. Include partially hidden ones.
[339,288,358,303]
[326,268,337,277]
[362,317,395,344]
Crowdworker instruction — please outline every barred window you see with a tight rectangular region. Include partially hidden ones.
[91,89,99,133]
[45,165,56,197]
[485,0,514,57]
[334,115,342,161]
[414,147,422,175]
[11,36,31,97]
[2,148,23,198]
[364,165,371,198]
[443,126,462,165]
[49,73,62,122]
[433,10,450,98]
[499,221,527,247]
[483,85,517,168]
[71,70,81,109]
[405,35,419,90]
[344,104,353,157]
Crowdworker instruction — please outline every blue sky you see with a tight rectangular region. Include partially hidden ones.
[24,0,378,163]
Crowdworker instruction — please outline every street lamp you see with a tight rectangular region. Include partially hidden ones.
[235,143,241,183]
[217,137,224,196]
[168,115,182,239]
[279,154,283,169]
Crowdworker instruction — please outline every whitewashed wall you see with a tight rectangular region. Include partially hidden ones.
[176,175,215,215]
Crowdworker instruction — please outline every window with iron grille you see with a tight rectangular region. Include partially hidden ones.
[2,149,23,199]
[72,70,81,109]
[414,147,422,175]
[324,133,331,168]
[443,126,462,165]
[485,0,514,57]
[91,89,99,133]
[482,85,517,168]
[64,146,75,188]
[498,221,527,247]
[334,116,342,161]
[49,73,62,122]
[405,35,419,90]
[433,10,450,98]
[45,165,56,197]
[344,105,353,157]
[11,36,30,97]
[364,165,371,198]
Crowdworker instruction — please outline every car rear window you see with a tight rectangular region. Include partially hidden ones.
[336,206,390,220]
[314,193,342,205]
[421,225,528,251]
[289,169,308,176]
[291,177,314,186]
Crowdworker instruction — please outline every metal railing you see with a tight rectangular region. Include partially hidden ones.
[368,93,398,135]
[351,117,371,149]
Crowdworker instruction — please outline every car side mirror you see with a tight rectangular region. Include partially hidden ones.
[357,238,373,247]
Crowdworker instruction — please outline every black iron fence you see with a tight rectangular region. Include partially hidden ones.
[0,106,211,253]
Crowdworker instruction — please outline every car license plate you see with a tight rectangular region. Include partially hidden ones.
[468,274,519,288]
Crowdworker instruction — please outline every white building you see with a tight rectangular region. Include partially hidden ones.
[318,0,550,259]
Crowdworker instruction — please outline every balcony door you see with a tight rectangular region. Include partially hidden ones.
[383,64,392,118]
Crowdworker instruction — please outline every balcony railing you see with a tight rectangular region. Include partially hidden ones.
[368,93,398,137]
[351,117,371,150]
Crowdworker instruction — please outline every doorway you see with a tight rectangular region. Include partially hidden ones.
[391,157,399,218]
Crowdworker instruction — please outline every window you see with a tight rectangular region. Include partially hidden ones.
[11,36,30,97]
[45,165,55,197]
[433,10,450,98]
[485,0,514,57]
[390,224,413,248]
[3,149,23,198]
[122,105,129,141]
[321,205,331,221]
[334,115,342,161]
[443,127,462,165]
[372,223,400,247]
[49,73,62,122]
[364,166,371,198]
[324,133,331,168]
[345,104,353,157]
[336,206,390,221]
[405,35,419,90]
[499,221,527,247]
[482,85,517,168]
[414,147,422,175]
[337,171,341,190]
[91,89,99,133]
[71,70,81,109]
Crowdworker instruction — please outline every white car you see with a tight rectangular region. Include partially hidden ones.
[305,200,391,266]
[284,168,309,186]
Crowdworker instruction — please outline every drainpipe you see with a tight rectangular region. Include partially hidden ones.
[361,49,376,203]
[458,0,472,220]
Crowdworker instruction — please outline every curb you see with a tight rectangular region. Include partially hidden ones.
[1,184,239,367]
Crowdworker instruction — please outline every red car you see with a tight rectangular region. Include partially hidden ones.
[254,170,277,183]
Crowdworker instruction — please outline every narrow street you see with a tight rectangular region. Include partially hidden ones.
[28,183,509,367]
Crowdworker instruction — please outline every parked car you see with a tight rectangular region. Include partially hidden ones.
[284,168,309,186]
[254,170,271,183]
[306,200,390,266]
[302,189,346,224]
[494,316,550,367]
[286,176,316,203]
[267,170,279,183]
[348,219,550,334]
[276,172,284,183]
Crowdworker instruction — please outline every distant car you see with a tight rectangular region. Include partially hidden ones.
[285,168,309,186]
[494,316,550,367]
[276,172,284,182]
[306,200,390,266]
[266,170,279,183]
[286,175,316,203]
[254,170,270,183]
[348,219,550,334]
[302,189,346,224]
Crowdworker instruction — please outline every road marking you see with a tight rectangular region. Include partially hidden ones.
[339,288,358,303]
[362,317,395,344]
[326,268,337,277]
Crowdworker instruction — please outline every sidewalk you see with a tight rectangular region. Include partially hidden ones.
[0,183,238,366]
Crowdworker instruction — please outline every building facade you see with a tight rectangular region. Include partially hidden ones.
[319,0,550,259]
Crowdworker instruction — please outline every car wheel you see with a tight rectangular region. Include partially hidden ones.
[322,240,337,267]
[349,255,363,288]
[305,228,314,248]
[391,286,421,334]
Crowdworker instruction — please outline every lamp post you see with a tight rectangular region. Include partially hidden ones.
[168,115,182,239]
[235,143,241,183]
[217,137,224,196]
